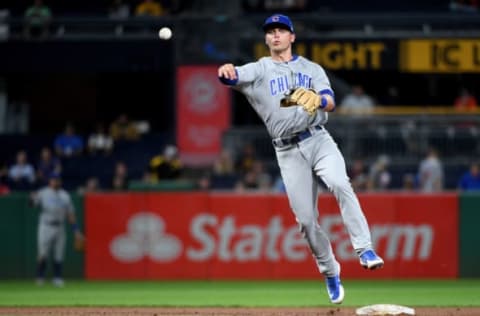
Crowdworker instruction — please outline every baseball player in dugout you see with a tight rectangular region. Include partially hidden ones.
[218,14,384,304]
[30,172,84,287]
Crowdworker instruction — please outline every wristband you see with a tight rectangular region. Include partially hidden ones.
[71,223,79,232]
[320,96,328,109]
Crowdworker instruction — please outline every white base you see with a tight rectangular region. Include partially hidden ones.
[356,304,415,315]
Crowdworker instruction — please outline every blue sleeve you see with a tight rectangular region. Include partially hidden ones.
[218,69,239,86]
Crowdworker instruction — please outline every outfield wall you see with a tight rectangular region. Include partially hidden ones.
[459,193,480,278]
[0,193,84,279]
[0,192,477,279]
[84,192,458,280]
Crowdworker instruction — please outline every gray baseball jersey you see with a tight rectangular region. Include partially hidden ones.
[221,55,374,277]
[232,56,330,138]
[33,187,74,261]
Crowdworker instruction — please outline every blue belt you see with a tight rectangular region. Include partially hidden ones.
[272,125,324,147]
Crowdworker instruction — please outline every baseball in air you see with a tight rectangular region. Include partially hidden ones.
[158,27,172,40]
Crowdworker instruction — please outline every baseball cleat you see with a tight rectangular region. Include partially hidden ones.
[359,249,384,270]
[325,275,344,304]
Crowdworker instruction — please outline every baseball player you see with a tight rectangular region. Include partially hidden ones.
[217,14,384,304]
[30,172,83,287]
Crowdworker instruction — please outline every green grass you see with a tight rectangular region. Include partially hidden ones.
[0,280,479,307]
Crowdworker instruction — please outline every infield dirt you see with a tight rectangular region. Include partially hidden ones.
[1,307,480,316]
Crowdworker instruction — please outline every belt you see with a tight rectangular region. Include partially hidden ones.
[272,125,324,147]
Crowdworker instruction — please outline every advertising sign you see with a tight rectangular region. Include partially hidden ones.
[176,66,231,166]
[85,193,458,279]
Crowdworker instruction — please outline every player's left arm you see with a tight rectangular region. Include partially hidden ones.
[65,193,84,240]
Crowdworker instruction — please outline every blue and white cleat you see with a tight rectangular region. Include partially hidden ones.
[325,275,344,304]
[359,249,384,270]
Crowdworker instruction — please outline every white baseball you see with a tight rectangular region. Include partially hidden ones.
[158,27,172,40]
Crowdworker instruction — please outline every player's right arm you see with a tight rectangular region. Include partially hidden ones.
[218,62,261,86]
[218,63,237,82]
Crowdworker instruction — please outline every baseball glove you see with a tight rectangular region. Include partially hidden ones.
[74,232,85,252]
[280,87,321,115]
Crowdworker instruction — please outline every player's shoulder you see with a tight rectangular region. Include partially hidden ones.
[257,56,279,70]
[258,56,271,63]
[239,57,267,68]
[296,55,322,68]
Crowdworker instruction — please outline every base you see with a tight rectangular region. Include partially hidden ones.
[356,304,415,315]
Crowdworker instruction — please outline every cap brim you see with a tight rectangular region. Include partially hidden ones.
[263,22,293,33]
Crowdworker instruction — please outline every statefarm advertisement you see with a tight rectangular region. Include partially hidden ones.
[85,192,458,279]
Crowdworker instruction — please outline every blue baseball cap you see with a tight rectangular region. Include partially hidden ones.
[263,14,294,33]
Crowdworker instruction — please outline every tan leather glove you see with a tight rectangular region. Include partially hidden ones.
[280,88,321,115]
[74,231,85,252]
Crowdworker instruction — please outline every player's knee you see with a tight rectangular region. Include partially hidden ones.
[297,217,317,233]
[325,177,350,193]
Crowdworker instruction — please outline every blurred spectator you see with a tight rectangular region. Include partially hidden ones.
[349,159,368,192]
[212,148,235,175]
[367,155,391,191]
[54,123,84,158]
[0,10,10,41]
[111,161,130,191]
[77,177,100,195]
[147,144,183,182]
[458,162,480,191]
[88,123,114,156]
[108,0,130,19]
[340,85,375,115]
[453,88,478,111]
[258,174,273,192]
[235,143,257,174]
[109,114,140,142]
[401,120,422,155]
[264,0,308,12]
[418,148,444,192]
[8,150,36,190]
[235,170,259,191]
[36,147,62,186]
[135,0,166,17]
[23,0,52,39]
[450,0,478,12]
[235,160,271,192]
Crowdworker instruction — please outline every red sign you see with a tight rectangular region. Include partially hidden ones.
[176,66,231,166]
[85,193,458,279]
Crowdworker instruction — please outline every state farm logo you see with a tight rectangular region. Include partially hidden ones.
[110,212,435,264]
[110,212,182,263]
[110,213,309,263]
[186,214,308,262]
